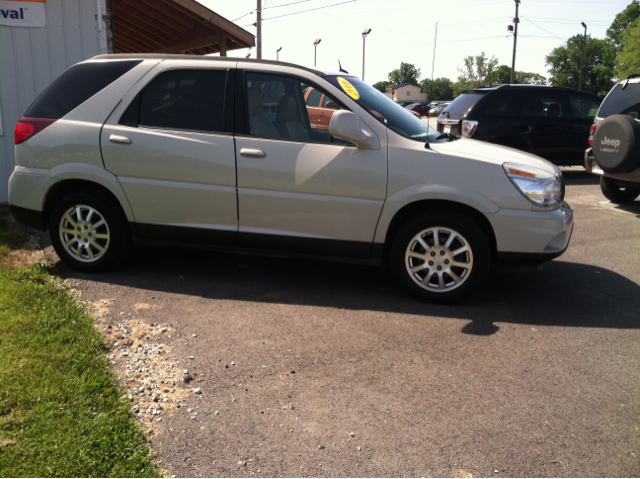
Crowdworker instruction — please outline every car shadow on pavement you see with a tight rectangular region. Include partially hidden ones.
[560,167,600,186]
[612,201,640,217]
[60,244,640,332]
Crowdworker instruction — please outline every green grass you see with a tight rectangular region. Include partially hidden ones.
[0,220,159,477]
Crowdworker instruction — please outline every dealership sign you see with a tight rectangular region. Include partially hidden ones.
[0,0,45,27]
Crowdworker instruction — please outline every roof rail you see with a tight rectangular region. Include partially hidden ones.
[624,74,640,80]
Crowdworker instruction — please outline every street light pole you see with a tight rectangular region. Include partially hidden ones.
[362,28,371,80]
[510,0,520,84]
[579,22,587,91]
[313,38,321,67]
[277,47,282,61]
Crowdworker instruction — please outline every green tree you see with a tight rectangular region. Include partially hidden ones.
[494,65,512,84]
[491,65,547,85]
[515,71,547,85]
[607,0,640,52]
[615,20,640,78]
[545,35,615,97]
[372,80,393,93]
[420,77,454,101]
[453,52,498,96]
[388,62,421,86]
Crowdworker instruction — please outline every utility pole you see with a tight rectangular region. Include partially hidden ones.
[256,0,262,59]
[579,22,587,91]
[430,22,438,102]
[510,0,520,84]
[362,28,371,80]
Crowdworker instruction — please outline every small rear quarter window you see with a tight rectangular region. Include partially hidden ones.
[24,60,141,119]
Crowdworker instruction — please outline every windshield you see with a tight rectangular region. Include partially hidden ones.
[599,82,640,118]
[325,76,432,142]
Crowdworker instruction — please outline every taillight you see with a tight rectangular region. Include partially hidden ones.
[462,120,478,138]
[588,123,596,146]
[14,117,56,145]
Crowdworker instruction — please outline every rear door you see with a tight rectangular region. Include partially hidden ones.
[100,61,238,245]
[520,90,572,161]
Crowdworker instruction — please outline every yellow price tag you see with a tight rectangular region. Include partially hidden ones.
[337,77,360,100]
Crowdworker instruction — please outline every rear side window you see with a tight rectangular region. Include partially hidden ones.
[478,90,524,116]
[24,60,141,119]
[123,69,228,133]
[598,83,640,118]
[444,92,485,116]
[305,87,322,107]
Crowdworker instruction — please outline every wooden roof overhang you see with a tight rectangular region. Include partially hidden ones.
[111,0,255,56]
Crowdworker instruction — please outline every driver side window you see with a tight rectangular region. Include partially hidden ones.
[246,72,347,144]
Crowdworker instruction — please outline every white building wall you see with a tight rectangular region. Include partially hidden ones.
[0,0,108,204]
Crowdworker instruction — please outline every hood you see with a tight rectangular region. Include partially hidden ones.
[431,138,561,177]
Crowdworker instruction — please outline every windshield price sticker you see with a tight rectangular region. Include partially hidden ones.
[337,77,360,100]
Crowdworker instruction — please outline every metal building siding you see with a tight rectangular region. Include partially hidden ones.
[0,0,108,204]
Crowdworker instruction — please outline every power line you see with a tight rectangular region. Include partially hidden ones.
[264,0,313,9]
[521,17,564,40]
[233,10,254,22]
[262,0,357,21]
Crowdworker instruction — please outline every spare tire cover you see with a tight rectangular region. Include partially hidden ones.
[593,114,640,174]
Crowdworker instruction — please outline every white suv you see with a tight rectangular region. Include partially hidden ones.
[9,54,573,303]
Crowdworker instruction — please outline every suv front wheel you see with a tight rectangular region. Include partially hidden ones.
[49,193,130,272]
[390,210,491,304]
[600,176,640,204]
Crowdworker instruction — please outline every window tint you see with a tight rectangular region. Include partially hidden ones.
[444,92,485,116]
[567,93,601,119]
[24,60,141,119]
[479,91,524,116]
[137,69,227,132]
[246,72,347,143]
[521,93,563,117]
[598,83,640,118]
[305,87,322,107]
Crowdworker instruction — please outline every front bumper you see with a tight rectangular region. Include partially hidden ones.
[489,202,574,265]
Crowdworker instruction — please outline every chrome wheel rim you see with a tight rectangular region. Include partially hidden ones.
[58,205,110,263]
[405,226,473,293]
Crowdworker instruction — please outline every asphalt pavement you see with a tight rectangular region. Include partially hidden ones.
[58,167,640,478]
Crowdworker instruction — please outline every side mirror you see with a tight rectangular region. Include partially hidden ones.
[329,111,380,149]
[325,101,340,110]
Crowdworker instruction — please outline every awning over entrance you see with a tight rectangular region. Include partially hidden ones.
[111,0,255,56]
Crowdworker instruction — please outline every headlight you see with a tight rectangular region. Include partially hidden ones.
[503,163,564,207]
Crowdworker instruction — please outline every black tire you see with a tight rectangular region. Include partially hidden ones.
[49,193,130,272]
[600,176,640,204]
[389,210,491,304]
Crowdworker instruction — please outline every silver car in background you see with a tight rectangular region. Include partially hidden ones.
[10,55,573,303]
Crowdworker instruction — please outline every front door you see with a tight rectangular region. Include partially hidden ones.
[236,71,387,258]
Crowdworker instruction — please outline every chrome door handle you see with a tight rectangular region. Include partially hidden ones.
[109,134,132,145]
[240,148,266,157]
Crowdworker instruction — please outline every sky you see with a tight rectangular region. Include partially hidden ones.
[198,0,634,86]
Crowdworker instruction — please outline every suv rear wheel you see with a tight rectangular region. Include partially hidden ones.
[49,193,130,272]
[600,176,640,204]
[390,210,491,303]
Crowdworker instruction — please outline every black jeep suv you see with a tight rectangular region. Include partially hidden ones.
[437,85,601,165]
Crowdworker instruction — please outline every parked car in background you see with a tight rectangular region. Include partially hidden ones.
[427,102,450,116]
[304,86,343,130]
[404,102,431,117]
[437,85,601,165]
[584,75,640,203]
[10,54,573,304]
